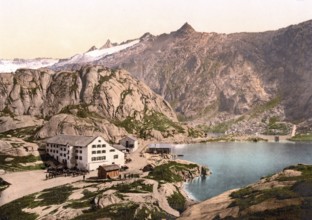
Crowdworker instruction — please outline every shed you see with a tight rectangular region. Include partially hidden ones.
[98,164,120,179]
[147,144,173,154]
[119,136,138,152]
[113,144,128,153]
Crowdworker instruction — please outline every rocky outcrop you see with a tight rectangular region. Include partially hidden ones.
[0,65,180,140]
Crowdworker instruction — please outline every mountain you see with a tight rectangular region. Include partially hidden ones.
[0,58,59,73]
[79,20,312,133]
[0,65,183,142]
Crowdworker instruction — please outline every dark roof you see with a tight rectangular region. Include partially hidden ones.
[46,135,98,147]
[99,164,120,171]
[121,135,137,141]
[113,144,127,151]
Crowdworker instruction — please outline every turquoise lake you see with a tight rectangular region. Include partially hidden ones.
[172,142,312,201]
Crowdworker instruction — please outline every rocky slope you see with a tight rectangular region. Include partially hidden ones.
[179,164,312,220]
[50,20,312,134]
[0,65,182,142]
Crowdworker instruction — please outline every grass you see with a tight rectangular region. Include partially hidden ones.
[148,161,198,183]
[289,134,312,142]
[72,202,139,220]
[0,125,42,142]
[0,154,45,172]
[250,96,281,118]
[36,185,75,206]
[0,194,39,220]
[112,179,153,193]
[59,104,103,119]
[167,187,186,213]
[115,111,185,139]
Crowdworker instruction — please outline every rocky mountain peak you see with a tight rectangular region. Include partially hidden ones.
[175,22,196,35]
[100,39,114,49]
[140,32,155,41]
[86,45,97,52]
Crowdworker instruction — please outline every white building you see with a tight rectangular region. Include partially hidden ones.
[46,135,124,171]
[119,135,138,152]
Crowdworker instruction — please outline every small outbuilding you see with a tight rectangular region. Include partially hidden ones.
[98,164,120,179]
[113,144,128,153]
[147,144,173,154]
[119,136,138,152]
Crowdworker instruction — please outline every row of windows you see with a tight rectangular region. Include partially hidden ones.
[75,150,83,154]
[92,150,106,154]
[91,156,106,161]
[92,144,106,148]
[75,156,83,160]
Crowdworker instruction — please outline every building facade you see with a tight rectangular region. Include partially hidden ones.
[98,164,120,179]
[119,136,138,152]
[46,135,124,171]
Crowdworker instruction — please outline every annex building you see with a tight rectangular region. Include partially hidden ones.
[46,135,125,171]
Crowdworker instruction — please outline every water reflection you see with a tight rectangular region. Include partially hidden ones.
[174,142,312,201]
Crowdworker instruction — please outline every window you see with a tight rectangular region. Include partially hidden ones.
[80,150,82,153]
[92,145,96,148]
[97,150,101,154]
[98,140,101,142]
[114,155,118,159]
[102,144,106,148]
[91,157,96,161]
[79,156,82,160]
[60,153,63,156]
[109,149,115,152]
[75,150,78,153]
[92,151,96,154]
[102,150,106,153]
[97,145,101,148]
[67,156,69,159]
[75,156,78,159]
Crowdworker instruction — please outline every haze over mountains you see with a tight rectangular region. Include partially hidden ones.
[1,19,312,135]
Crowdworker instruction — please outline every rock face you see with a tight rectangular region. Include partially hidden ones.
[51,20,312,130]
[0,65,179,140]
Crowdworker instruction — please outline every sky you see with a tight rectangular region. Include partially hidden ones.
[0,0,311,59]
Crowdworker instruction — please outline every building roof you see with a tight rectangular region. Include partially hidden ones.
[99,164,120,171]
[121,135,137,141]
[46,135,98,147]
[113,144,127,151]
[148,144,174,149]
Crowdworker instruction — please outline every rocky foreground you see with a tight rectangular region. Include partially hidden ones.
[179,164,312,220]
[0,159,202,220]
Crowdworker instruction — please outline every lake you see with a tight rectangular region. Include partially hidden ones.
[172,142,312,201]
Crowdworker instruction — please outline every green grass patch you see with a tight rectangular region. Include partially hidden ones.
[112,179,153,193]
[36,185,75,206]
[289,134,312,142]
[250,97,281,118]
[73,202,139,220]
[167,187,186,213]
[0,154,44,172]
[59,104,104,119]
[0,125,42,142]
[148,161,198,183]
[0,194,38,220]
[115,111,184,139]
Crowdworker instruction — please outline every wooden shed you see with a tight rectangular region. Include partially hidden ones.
[98,164,120,179]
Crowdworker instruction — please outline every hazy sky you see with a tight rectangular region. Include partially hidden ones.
[0,0,311,59]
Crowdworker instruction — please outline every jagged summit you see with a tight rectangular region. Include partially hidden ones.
[86,46,97,52]
[100,39,118,49]
[175,22,196,35]
[140,32,155,41]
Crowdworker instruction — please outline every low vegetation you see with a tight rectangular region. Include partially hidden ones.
[59,104,103,119]
[0,154,45,172]
[289,134,312,142]
[148,161,198,183]
[167,186,186,213]
[115,111,185,139]
[263,116,291,135]
[229,165,312,219]
[112,179,153,193]
[0,126,42,142]
[250,96,281,118]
